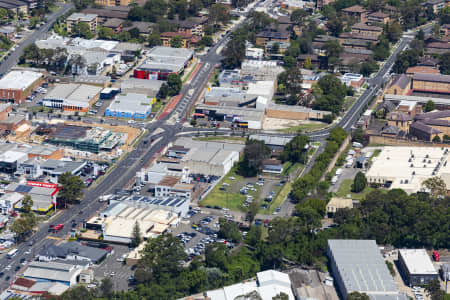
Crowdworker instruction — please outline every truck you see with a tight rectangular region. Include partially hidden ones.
[432,251,440,262]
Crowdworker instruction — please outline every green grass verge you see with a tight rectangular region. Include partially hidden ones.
[278,122,327,133]
[335,179,375,200]
[182,61,199,84]
[266,182,290,213]
[281,162,303,176]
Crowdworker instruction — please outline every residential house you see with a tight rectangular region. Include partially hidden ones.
[66,13,98,34]
[424,0,448,13]
[441,24,450,36]
[367,11,390,24]
[168,18,205,36]
[160,32,199,48]
[387,112,413,132]
[341,5,367,23]
[255,29,290,47]
[123,21,153,36]
[102,18,123,33]
[94,0,132,6]
[405,66,440,76]
[82,7,130,24]
[0,26,15,39]
[425,42,450,55]
[351,23,383,38]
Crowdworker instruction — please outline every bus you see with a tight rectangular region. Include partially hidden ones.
[53,224,64,233]
[7,249,18,259]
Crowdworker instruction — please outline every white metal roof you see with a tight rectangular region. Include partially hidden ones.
[0,71,43,91]
[399,249,438,275]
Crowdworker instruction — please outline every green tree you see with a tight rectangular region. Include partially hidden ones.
[167,73,182,96]
[351,172,367,193]
[426,279,444,300]
[59,285,92,300]
[245,225,262,247]
[352,128,364,144]
[71,22,93,39]
[279,134,310,163]
[10,213,36,242]
[208,4,230,25]
[0,8,8,24]
[29,17,40,29]
[439,52,450,75]
[422,176,447,198]
[385,261,396,276]
[99,277,114,298]
[135,234,186,283]
[290,9,308,24]
[159,82,169,99]
[131,221,141,247]
[424,100,436,112]
[347,292,370,300]
[273,292,289,300]
[247,201,259,225]
[148,32,161,47]
[170,35,184,48]
[199,35,214,47]
[433,135,441,143]
[237,139,271,177]
[218,218,242,243]
[58,172,84,207]
[327,18,343,37]
[21,195,33,213]
[222,31,246,69]
[98,26,115,40]
[385,22,402,43]
[205,243,228,269]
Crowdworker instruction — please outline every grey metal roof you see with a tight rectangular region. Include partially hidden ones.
[249,134,293,146]
[23,261,80,283]
[391,74,411,89]
[40,159,86,174]
[413,73,450,84]
[107,93,153,114]
[328,240,398,294]
[39,242,107,263]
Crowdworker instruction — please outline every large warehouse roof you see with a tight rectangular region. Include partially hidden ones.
[0,71,43,90]
[399,249,437,275]
[328,240,398,294]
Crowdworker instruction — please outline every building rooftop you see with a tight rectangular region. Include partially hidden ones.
[342,5,366,13]
[174,137,245,152]
[399,249,437,275]
[120,78,163,96]
[39,242,107,264]
[67,13,97,22]
[391,74,411,89]
[138,46,193,73]
[44,84,102,107]
[366,146,450,192]
[406,66,440,75]
[328,240,398,294]
[196,104,265,122]
[352,23,382,31]
[0,71,43,91]
[23,261,80,283]
[107,93,153,114]
[413,73,450,84]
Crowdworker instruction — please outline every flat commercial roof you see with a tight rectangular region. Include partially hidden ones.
[120,79,163,96]
[328,239,398,294]
[249,134,293,146]
[67,13,97,22]
[196,104,264,122]
[45,84,101,107]
[0,71,42,91]
[174,137,245,152]
[366,146,450,193]
[138,46,193,73]
[399,249,438,275]
[384,94,450,106]
[107,93,153,114]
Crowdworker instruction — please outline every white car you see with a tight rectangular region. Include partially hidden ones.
[5,265,11,270]
[128,120,136,124]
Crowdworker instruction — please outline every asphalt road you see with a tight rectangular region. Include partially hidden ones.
[0,3,74,75]
[0,3,430,290]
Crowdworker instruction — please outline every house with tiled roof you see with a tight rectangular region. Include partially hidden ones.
[425,42,450,55]
[367,11,390,24]
[412,73,450,94]
[406,66,441,76]
[341,5,368,23]
[386,74,411,95]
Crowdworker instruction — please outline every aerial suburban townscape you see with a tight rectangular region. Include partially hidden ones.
[0,0,446,298]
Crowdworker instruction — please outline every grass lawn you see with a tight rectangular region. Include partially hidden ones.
[335,179,375,200]
[151,101,163,112]
[201,168,261,212]
[279,122,327,133]
[281,162,303,176]
[267,182,291,213]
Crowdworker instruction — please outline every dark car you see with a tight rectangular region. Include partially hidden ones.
[5,276,10,281]
[0,272,4,278]
[15,266,20,271]
[20,258,25,263]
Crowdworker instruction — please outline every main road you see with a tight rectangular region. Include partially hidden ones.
[0,5,423,291]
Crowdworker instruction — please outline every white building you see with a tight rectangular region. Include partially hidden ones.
[22,261,85,287]
[366,146,450,194]
[398,249,439,286]
[181,148,239,176]
[207,270,295,300]
[246,47,264,60]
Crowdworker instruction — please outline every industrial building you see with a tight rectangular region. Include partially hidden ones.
[22,261,86,287]
[120,78,163,96]
[206,270,295,300]
[6,182,59,213]
[327,240,407,300]
[181,147,240,176]
[19,159,86,183]
[398,249,439,286]
[266,103,331,121]
[240,60,284,81]
[105,93,154,119]
[38,242,108,264]
[0,70,44,104]
[134,46,194,80]
[42,84,102,112]
[366,146,450,193]
[44,124,124,154]
[195,104,265,129]
[86,198,185,244]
